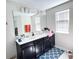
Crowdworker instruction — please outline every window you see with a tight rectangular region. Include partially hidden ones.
[55,9,69,33]
[35,16,41,31]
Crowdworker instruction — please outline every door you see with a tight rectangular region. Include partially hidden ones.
[43,36,51,52]
[34,38,44,57]
[22,45,36,59]
[48,34,55,47]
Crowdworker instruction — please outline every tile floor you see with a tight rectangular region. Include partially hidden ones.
[58,52,69,59]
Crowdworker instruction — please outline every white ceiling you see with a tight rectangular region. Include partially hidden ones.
[8,0,70,10]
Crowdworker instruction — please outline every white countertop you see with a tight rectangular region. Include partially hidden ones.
[16,32,49,45]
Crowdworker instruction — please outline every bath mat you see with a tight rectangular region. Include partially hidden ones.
[38,47,64,59]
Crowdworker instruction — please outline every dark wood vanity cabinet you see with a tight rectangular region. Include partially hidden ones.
[16,34,55,59]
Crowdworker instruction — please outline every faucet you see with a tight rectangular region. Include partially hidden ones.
[20,34,25,38]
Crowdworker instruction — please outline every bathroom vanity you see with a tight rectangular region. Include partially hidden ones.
[16,32,55,59]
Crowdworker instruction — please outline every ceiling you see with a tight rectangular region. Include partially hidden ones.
[7,0,70,10]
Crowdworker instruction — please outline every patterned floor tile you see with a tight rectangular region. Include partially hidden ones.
[38,47,64,59]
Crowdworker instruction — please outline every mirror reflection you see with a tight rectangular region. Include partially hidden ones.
[13,10,47,37]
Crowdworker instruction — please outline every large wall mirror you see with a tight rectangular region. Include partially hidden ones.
[13,10,47,37]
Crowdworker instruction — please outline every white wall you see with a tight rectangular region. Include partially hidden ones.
[46,1,73,50]
[6,1,22,59]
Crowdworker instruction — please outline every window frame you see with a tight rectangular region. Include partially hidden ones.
[55,9,70,34]
[35,16,41,31]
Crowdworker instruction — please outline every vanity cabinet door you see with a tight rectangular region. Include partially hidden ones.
[48,34,55,47]
[43,36,51,52]
[22,45,36,59]
[34,38,44,57]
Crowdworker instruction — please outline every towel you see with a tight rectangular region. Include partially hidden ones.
[48,31,54,37]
